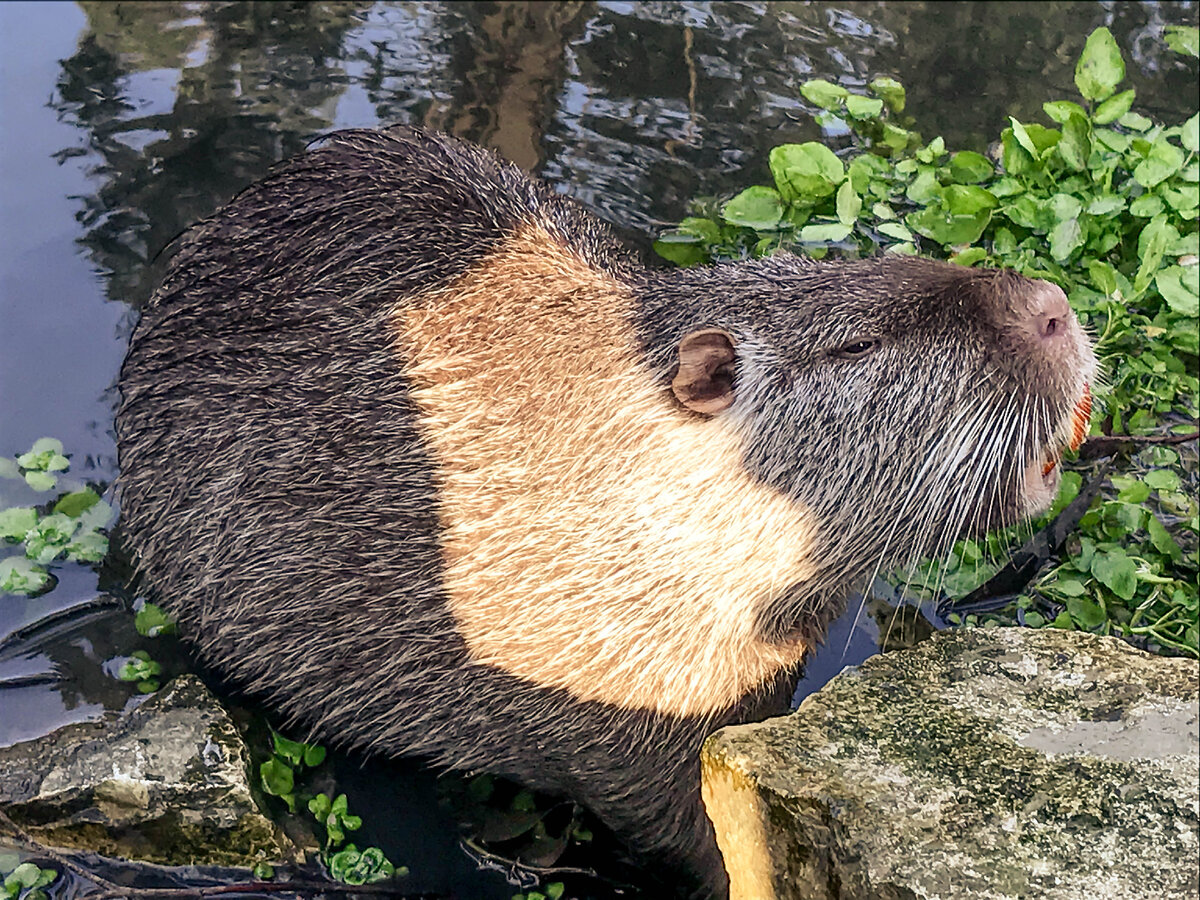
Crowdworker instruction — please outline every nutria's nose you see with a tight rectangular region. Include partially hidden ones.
[1030,281,1072,341]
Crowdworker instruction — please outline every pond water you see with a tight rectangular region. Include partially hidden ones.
[1,1,1197,897]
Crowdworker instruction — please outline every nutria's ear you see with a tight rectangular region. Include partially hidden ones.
[671,328,737,415]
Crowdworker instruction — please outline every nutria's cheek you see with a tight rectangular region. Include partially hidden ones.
[393,226,820,719]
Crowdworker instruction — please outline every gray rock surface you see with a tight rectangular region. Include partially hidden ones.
[0,675,291,867]
[701,627,1199,900]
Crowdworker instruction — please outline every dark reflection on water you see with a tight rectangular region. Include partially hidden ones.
[1,0,1197,895]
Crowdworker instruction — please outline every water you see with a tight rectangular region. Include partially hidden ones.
[1,1,1197,896]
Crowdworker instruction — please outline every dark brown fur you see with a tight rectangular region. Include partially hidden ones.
[116,126,1094,897]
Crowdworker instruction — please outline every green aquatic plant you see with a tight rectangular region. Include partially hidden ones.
[116,649,162,693]
[256,732,402,884]
[1,861,57,900]
[657,26,1198,657]
[0,439,114,595]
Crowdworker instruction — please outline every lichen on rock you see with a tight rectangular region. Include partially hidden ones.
[701,627,1199,900]
[0,675,290,868]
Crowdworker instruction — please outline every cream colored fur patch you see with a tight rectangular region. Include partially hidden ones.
[394,226,819,718]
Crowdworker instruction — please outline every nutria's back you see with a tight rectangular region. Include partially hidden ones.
[117,126,1095,898]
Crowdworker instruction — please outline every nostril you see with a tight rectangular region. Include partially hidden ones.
[1026,281,1071,343]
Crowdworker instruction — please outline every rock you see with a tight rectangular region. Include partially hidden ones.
[701,627,1200,900]
[0,675,292,868]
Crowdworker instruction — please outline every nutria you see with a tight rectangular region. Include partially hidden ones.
[115,125,1095,898]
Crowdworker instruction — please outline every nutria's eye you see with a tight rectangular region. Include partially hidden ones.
[829,337,881,360]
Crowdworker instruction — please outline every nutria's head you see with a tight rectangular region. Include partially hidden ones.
[638,253,1096,598]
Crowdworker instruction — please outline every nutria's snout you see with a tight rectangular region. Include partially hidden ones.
[1004,278,1096,518]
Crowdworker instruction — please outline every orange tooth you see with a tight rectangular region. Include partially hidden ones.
[1068,384,1092,452]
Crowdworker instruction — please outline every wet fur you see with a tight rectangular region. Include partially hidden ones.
[117,126,1094,897]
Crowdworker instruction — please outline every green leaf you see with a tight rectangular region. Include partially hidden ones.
[1043,100,1087,124]
[949,247,987,267]
[0,459,19,480]
[0,556,50,595]
[908,184,998,248]
[799,79,848,110]
[1164,25,1199,58]
[947,151,993,184]
[906,168,941,205]
[769,143,845,204]
[77,499,114,532]
[835,180,862,225]
[653,236,705,267]
[329,844,395,885]
[1050,217,1084,262]
[1110,474,1151,504]
[18,438,68,471]
[66,531,107,563]
[1119,111,1153,132]
[1051,578,1087,598]
[1143,469,1182,492]
[1145,514,1182,561]
[721,186,783,230]
[1058,111,1091,170]
[868,77,906,112]
[260,757,295,799]
[24,513,80,564]
[1009,117,1039,157]
[845,95,883,119]
[1129,194,1165,218]
[0,507,37,541]
[272,732,309,767]
[1066,595,1107,629]
[1134,138,1185,188]
[23,471,57,492]
[798,222,852,243]
[304,743,327,767]
[1156,266,1199,317]
[309,792,332,819]
[1181,113,1199,154]
[877,221,914,242]
[1074,27,1125,102]
[881,123,913,152]
[1091,90,1135,125]
[135,603,177,637]
[54,488,101,518]
[677,217,721,243]
[1090,549,1138,601]
[1136,215,1181,294]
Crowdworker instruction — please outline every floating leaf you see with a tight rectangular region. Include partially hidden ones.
[24,471,57,492]
[0,507,37,542]
[54,488,101,518]
[0,556,50,595]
